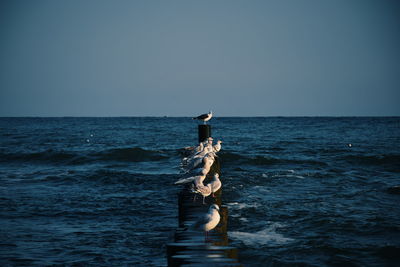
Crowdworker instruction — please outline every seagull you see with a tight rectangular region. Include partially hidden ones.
[204,143,214,153]
[201,155,215,174]
[191,167,210,178]
[209,173,222,197]
[195,142,204,153]
[194,153,215,172]
[193,111,213,124]
[183,145,208,163]
[192,173,221,203]
[213,140,223,153]
[184,156,204,171]
[191,183,212,204]
[188,142,205,157]
[183,151,216,172]
[202,137,213,146]
[190,204,220,241]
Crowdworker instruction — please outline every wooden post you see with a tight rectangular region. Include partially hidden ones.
[167,124,242,266]
[198,124,211,143]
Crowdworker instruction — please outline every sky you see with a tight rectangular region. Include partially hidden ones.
[0,0,399,117]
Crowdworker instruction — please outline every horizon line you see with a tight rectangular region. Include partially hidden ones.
[1,115,399,118]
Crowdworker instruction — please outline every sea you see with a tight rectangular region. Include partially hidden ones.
[0,117,399,267]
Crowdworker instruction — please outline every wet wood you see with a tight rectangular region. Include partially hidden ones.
[198,124,211,143]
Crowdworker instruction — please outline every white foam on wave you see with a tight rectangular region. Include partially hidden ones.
[239,217,249,223]
[251,185,270,192]
[226,202,261,210]
[262,169,305,179]
[229,223,294,247]
[278,174,305,179]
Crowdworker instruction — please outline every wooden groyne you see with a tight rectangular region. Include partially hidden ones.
[166,125,241,266]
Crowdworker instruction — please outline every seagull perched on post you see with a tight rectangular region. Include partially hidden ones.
[192,173,221,203]
[193,111,213,124]
[190,204,220,241]
[209,173,222,197]
[213,140,223,153]
[191,183,212,204]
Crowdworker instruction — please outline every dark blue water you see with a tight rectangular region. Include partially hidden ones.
[0,117,399,266]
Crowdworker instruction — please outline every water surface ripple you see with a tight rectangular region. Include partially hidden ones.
[0,117,399,266]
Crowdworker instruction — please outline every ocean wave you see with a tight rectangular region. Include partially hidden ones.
[262,171,305,179]
[38,169,176,187]
[219,151,248,162]
[84,169,160,185]
[219,152,280,165]
[0,147,170,165]
[226,202,261,210]
[229,223,294,247]
[341,154,400,168]
[94,147,169,162]
[0,150,82,164]
[220,151,326,167]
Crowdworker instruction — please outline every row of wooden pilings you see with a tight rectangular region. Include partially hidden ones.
[166,125,242,266]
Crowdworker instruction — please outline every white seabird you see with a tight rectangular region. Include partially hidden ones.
[186,142,205,159]
[190,204,220,240]
[202,137,213,146]
[195,142,204,153]
[192,173,221,203]
[204,143,214,153]
[184,156,204,171]
[183,151,216,173]
[191,183,212,204]
[184,146,209,163]
[209,173,222,197]
[201,155,215,174]
[213,140,223,153]
[193,111,213,124]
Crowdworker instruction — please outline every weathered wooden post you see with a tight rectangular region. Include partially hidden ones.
[166,122,241,266]
[198,124,211,143]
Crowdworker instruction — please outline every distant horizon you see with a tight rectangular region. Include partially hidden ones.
[1,115,399,118]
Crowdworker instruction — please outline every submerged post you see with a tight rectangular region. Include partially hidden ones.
[198,124,211,143]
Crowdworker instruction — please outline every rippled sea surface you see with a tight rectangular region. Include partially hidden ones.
[0,117,399,266]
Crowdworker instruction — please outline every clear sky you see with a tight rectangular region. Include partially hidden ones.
[0,0,399,116]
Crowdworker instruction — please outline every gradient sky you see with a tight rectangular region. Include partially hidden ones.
[1,0,399,116]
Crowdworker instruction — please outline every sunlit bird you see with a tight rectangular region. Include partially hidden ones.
[193,111,213,124]
[209,173,222,197]
[213,140,223,153]
[191,183,212,204]
[191,173,221,203]
[190,204,220,241]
